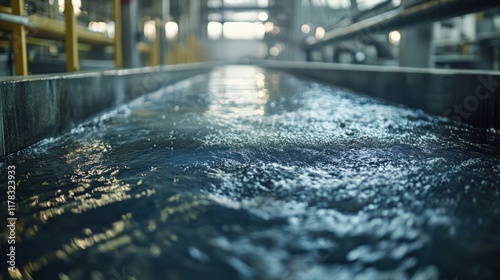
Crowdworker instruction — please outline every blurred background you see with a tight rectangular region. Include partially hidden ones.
[1,0,499,76]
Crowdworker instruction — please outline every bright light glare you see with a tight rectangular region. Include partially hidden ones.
[275,43,284,52]
[89,21,115,38]
[392,0,401,6]
[107,21,115,38]
[207,21,223,40]
[388,30,401,44]
[144,20,156,41]
[88,21,108,34]
[49,44,58,56]
[325,0,350,8]
[357,0,386,9]
[224,0,268,7]
[58,0,82,15]
[257,0,269,7]
[301,23,311,34]
[264,21,274,33]
[258,12,268,21]
[223,22,265,40]
[165,21,179,40]
[221,12,263,21]
[315,26,325,39]
[269,43,284,57]
[254,22,266,36]
[269,46,280,57]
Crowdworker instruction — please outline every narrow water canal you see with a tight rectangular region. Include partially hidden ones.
[2,66,500,280]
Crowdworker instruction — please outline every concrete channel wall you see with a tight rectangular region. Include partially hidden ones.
[0,63,216,158]
[2,61,500,157]
[258,60,500,131]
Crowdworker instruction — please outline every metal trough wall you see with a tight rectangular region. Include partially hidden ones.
[2,61,500,157]
[0,63,216,157]
[257,61,500,131]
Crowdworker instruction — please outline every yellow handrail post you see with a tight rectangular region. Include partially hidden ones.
[151,19,160,66]
[113,0,123,69]
[64,0,79,72]
[11,0,28,75]
[0,5,12,14]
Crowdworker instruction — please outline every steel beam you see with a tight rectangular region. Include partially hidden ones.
[305,0,500,50]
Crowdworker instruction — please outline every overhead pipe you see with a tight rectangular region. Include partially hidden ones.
[304,0,500,50]
[0,12,30,26]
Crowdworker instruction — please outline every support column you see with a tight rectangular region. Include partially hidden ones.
[121,0,140,68]
[113,0,123,68]
[160,0,170,64]
[11,0,27,75]
[398,1,432,68]
[350,0,358,11]
[189,0,200,37]
[187,0,200,62]
[291,0,306,61]
[399,24,433,68]
[65,0,79,72]
[151,19,160,66]
[178,0,189,63]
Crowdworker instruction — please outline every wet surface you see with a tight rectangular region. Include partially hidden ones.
[1,66,500,280]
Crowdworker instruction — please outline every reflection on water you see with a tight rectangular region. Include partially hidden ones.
[207,67,272,118]
[1,66,500,280]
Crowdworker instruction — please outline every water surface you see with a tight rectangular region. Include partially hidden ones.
[1,66,500,280]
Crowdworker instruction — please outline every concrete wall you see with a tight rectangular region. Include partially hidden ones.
[256,60,500,130]
[0,63,215,157]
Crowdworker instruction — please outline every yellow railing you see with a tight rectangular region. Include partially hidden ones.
[141,18,173,67]
[0,0,122,75]
[0,1,209,76]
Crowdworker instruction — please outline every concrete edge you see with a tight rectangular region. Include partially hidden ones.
[2,60,499,157]
[249,59,500,76]
[250,60,500,130]
[0,62,220,158]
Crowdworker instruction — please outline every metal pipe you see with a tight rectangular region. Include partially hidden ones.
[0,15,114,45]
[305,0,500,50]
[0,12,30,26]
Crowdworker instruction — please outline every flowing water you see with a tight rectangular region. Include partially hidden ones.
[1,66,500,280]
